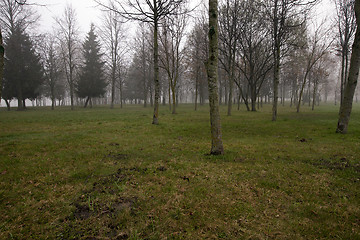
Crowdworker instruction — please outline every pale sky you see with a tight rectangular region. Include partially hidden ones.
[30,0,336,36]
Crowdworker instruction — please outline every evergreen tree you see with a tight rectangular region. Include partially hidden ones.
[3,26,44,110]
[76,24,107,108]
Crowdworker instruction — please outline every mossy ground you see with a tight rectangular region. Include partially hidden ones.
[0,103,359,239]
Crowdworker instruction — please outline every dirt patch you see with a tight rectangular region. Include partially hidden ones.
[105,153,129,161]
[313,157,360,172]
[109,142,120,146]
[157,166,167,172]
[59,167,145,239]
[109,198,136,214]
[73,203,92,220]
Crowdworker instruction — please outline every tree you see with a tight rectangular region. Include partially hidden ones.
[3,26,44,110]
[218,0,240,116]
[159,12,187,114]
[334,0,356,106]
[0,30,3,102]
[56,4,80,110]
[207,0,224,155]
[76,24,107,108]
[336,0,360,134]
[101,3,126,109]
[187,20,209,111]
[232,0,273,112]
[40,34,64,110]
[132,22,154,107]
[263,0,317,121]
[0,0,38,104]
[96,0,187,124]
[296,22,333,113]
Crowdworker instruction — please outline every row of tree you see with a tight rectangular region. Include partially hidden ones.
[0,0,359,140]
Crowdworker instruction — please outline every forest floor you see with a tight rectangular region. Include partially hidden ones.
[0,103,359,239]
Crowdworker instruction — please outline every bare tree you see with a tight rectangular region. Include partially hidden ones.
[96,0,187,124]
[263,0,317,121]
[334,0,356,106]
[187,19,209,111]
[233,0,273,112]
[207,0,224,155]
[296,22,333,113]
[101,3,126,109]
[56,4,80,110]
[134,22,154,107]
[40,34,64,110]
[159,12,187,114]
[337,0,360,134]
[218,0,240,116]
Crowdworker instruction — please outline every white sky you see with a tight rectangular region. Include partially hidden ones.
[30,0,102,35]
[29,0,336,37]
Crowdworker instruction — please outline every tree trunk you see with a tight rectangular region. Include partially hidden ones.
[297,70,310,113]
[272,45,280,121]
[152,18,160,125]
[51,97,55,110]
[340,50,346,106]
[150,84,154,107]
[70,80,74,110]
[207,0,224,155]
[84,97,90,108]
[337,0,360,134]
[17,86,24,111]
[312,78,317,111]
[168,83,171,111]
[0,30,4,101]
[251,86,256,112]
[172,85,176,114]
[227,72,234,116]
[5,99,10,111]
[120,81,123,109]
[195,75,198,111]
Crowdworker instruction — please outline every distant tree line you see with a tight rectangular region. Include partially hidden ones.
[0,0,359,135]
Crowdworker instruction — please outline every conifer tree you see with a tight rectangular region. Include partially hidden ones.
[76,24,107,108]
[3,26,43,110]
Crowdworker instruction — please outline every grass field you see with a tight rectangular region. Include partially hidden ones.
[0,103,359,239]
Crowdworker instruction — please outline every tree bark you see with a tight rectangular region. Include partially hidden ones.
[336,0,360,134]
[0,29,4,101]
[152,16,160,125]
[272,44,280,120]
[172,86,176,114]
[272,0,280,122]
[5,99,10,111]
[84,96,90,108]
[195,74,198,111]
[207,0,224,155]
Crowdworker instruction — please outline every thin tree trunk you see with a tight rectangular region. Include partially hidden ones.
[207,0,224,155]
[168,83,171,111]
[0,30,4,101]
[172,86,176,114]
[272,45,280,121]
[340,50,346,106]
[195,75,198,111]
[5,99,10,111]
[312,77,318,111]
[337,0,360,134]
[84,97,90,108]
[297,71,309,113]
[152,18,160,125]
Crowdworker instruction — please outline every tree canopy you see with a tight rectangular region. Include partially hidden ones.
[76,24,107,108]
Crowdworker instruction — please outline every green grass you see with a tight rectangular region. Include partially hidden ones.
[0,103,359,239]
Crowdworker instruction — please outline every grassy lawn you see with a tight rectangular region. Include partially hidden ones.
[0,103,359,239]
